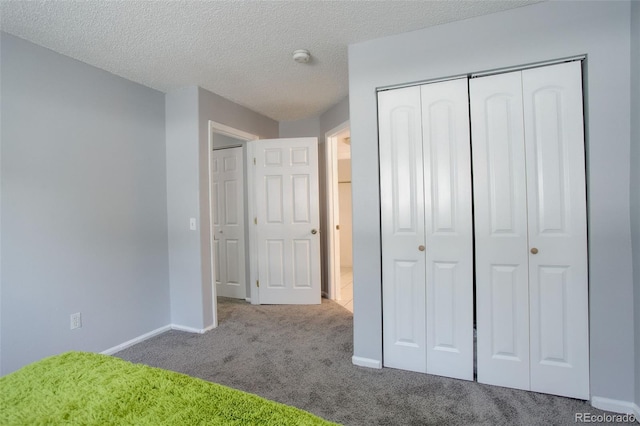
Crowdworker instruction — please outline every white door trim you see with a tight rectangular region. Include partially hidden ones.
[246,142,259,304]
[209,120,259,142]
[325,120,350,301]
[208,121,259,324]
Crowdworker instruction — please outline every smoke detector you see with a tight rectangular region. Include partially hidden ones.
[293,49,311,64]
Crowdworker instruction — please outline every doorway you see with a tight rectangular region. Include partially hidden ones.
[326,121,353,312]
[208,121,258,324]
[209,123,324,325]
[211,145,247,300]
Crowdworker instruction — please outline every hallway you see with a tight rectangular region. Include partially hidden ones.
[337,267,353,313]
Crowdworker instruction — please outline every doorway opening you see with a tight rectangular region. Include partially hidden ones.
[325,121,353,312]
[209,124,324,325]
[208,121,259,326]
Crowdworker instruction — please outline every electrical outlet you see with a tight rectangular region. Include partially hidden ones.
[70,312,82,330]
[189,218,197,231]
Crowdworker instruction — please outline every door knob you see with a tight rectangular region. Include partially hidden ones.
[219,230,223,234]
[530,247,539,254]
[418,245,425,252]
[311,229,318,235]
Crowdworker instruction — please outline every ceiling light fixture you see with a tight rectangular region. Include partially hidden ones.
[293,49,311,64]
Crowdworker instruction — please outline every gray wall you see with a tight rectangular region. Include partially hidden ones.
[166,86,278,329]
[0,33,170,374]
[631,0,640,410]
[199,87,278,143]
[279,117,321,140]
[166,87,202,328]
[348,1,635,404]
[320,97,349,138]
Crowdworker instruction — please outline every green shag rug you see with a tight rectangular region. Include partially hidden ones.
[0,351,337,425]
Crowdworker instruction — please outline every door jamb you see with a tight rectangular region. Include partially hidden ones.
[246,141,259,305]
[208,120,259,325]
[325,120,350,301]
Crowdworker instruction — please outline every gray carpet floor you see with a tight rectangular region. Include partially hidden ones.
[115,297,611,425]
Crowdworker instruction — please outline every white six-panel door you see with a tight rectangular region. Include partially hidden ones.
[379,79,473,379]
[211,147,247,300]
[471,61,589,399]
[251,138,321,305]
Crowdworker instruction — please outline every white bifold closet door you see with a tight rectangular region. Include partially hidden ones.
[471,61,589,399]
[379,78,474,380]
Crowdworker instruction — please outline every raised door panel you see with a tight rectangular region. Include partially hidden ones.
[392,260,422,347]
[379,86,427,373]
[421,78,473,381]
[213,239,221,285]
[470,71,530,390]
[224,181,240,226]
[253,138,321,305]
[265,239,285,288]
[292,239,312,288]
[225,239,240,285]
[265,175,284,224]
[523,62,589,399]
[292,175,311,224]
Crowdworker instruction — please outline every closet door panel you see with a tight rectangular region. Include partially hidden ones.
[421,78,473,381]
[523,61,589,400]
[470,71,531,390]
[379,87,427,373]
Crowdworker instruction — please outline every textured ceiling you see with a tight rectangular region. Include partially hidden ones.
[0,0,540,121]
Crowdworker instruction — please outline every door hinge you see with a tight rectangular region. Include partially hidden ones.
[254,217,257,225]
[256,280,260,288]
[253,158,256,165]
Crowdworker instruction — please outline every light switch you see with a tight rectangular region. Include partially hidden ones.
[189,218,197,231]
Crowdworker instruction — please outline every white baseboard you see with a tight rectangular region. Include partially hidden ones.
[245,297,251,303]
[170,323,214,334]
[591,396,640,420]
[321,291,329,299]
[101,321,217,356]
[101,325,171,355]
[352,356,382,369]
[199,323,216,333]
